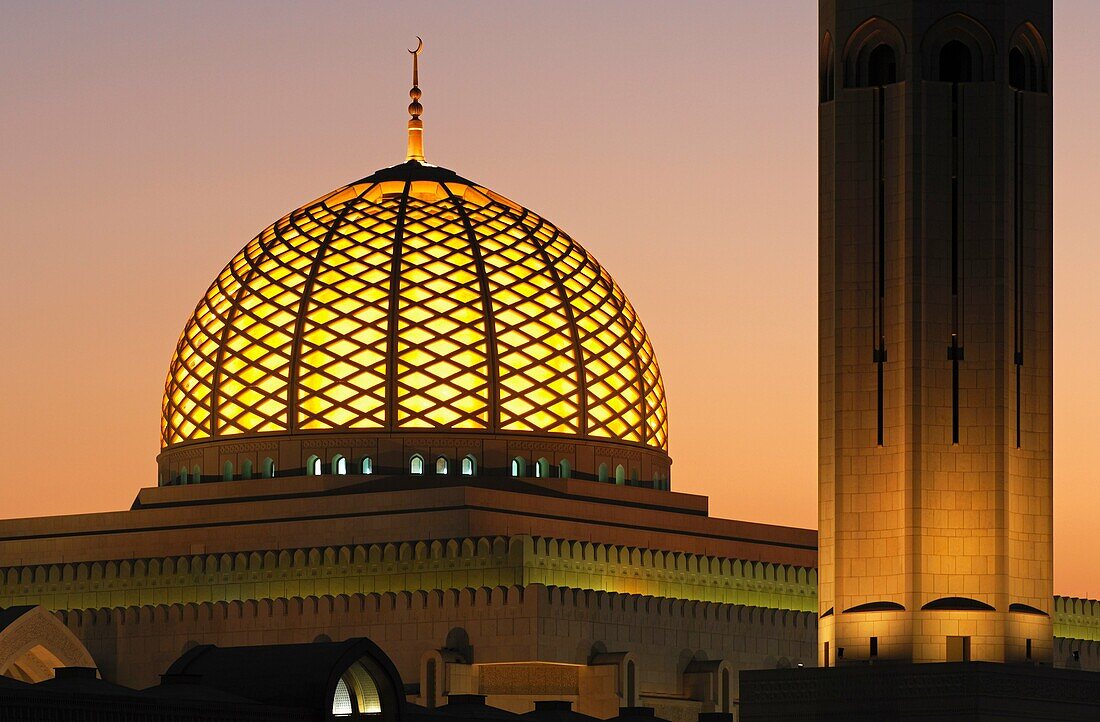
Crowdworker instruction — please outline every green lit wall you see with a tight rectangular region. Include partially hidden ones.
[0,535,816,614]
[1,534,1095,643]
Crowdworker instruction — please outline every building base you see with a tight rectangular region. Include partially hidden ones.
[739,662,1100,721]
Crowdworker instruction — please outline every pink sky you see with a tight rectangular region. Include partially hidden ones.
[1,1,1097,597]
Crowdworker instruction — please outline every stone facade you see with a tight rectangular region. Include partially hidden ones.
[819,0,1054,665]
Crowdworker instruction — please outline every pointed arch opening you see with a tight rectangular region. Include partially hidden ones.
[511,457,526,478]
[614,464,626,485]
[241,459,253,480]
[360,456,373,475]
[921,13,995,83]
[307,455,322,476]
[1009,22,1049,93]
[410,454,425,476]
[222,461,234,482]
[461,455,476,476]
[558,459,571,479]
[435,456,449,475]
[598,463,609,483]
[262,457,276,479]
[843,17,905,88]
[332,454,347,475]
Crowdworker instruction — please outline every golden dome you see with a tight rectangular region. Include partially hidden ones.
[161,162,668,455]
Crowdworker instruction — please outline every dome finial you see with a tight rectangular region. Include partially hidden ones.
[406,36,425,162]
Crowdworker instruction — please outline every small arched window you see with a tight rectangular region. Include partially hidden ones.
[461,455,476,476]
[558,459,571,480]
[435,456,448,475]
[222,461,234,482]
[511,457,526,477]
[615,464,626,485]
[630,468,638,485]
[262,457,276,479]
[360,456,373,475]
[192,465,202,483]
[333,455,347,475]
[598,463,609,483]
[1009,48,1027,90]
[307,455,322,476]
[938,40,972,83]
[410,454,425,475]
[179,466,189,484]
[241,460,253,480]
[535,458,549,478]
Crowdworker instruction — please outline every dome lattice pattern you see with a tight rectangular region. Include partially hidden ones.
[162,165,667,451]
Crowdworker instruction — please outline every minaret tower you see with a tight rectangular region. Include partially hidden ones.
[818,1,1052,664]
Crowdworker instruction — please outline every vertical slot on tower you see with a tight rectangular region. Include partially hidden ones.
[874,86,887,446]
[1014,91,1024,449]
[948,81,964,445]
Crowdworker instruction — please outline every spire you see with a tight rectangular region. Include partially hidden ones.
[406,37,425,163]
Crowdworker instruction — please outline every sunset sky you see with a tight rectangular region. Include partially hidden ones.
[1,1,1097,597]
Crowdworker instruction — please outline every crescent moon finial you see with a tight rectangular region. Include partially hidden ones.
[406,37,425,162]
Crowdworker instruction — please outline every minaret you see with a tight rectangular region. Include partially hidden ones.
[407,36,425,162]
[818,1,1052,665]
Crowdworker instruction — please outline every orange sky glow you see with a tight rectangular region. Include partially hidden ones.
[1,1,1097,597]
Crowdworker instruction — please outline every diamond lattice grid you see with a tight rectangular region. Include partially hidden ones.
[543,232,644,443]
[394,193,490,428]
[161,251,249,445]
[458,187,581,434]
[214,198,344,435]
[295,192,397,429]
[161,173,668,452]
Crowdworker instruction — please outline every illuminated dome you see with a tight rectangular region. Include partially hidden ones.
[158,48,668,488]
[158,162,669,487]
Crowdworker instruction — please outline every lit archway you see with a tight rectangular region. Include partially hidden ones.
[0,606,97,683]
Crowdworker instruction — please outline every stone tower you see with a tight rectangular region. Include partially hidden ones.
[818,0,1052,665]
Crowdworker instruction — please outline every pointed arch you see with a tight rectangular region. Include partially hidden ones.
[461,455,476,476]
[921,13,995,83]
[1009,22,1049,92]
[332,454,347,475]
[306,454,322,476]
[410,454,425,475]
[221,460,233,481]
[0,606,97,683]
[843,16,906,88]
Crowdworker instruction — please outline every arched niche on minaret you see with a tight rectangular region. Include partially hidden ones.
[1009,22,1050,92]
[842,16,906,88]
[920,12,996,83]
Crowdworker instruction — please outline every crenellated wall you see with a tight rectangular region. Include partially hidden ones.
[0,535,817,614]
[55,584,817,696]
[1054,596,1100,643]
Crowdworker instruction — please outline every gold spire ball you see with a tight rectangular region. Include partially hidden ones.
[407,36,425,162]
